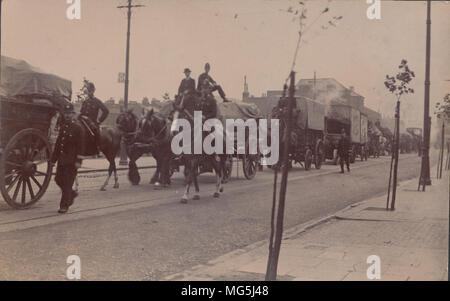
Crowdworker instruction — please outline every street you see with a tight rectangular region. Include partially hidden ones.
[0,154,424,280]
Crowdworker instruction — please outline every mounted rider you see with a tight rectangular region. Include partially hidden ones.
[198,63,229,103]
[78,80,109,154]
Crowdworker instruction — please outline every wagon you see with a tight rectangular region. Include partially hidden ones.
[272,96,325,170]
[323,102,368,164]
[0,56,71,209]
[215,101,263,180]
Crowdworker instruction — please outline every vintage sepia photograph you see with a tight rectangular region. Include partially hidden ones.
[0,0,448,286]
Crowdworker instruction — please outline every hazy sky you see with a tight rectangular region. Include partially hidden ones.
[2,0,449,127]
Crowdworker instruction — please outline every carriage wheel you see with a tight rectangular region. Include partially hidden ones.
[0,129,53,209]
[242,154,258,180]
[314,141,324,170]
[222,155,233,183]
[304,148,312,171]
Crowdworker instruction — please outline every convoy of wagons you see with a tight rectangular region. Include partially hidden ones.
[0,55,419,209]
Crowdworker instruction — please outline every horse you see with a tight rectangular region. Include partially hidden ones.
[71,108,138,191]
[170,94,227,203]
[129,108,173,189]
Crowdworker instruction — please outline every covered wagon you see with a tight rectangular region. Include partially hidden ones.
[324,102,368,164]
[0,56,72,208]
[272,96,326,170]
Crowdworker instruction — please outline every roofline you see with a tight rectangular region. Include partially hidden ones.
[296,77,364,98]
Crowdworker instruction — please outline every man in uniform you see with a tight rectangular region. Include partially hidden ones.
[197,63,229,103]
[50,103,84,213]
[79,81,109,153]
[338,129,351,173]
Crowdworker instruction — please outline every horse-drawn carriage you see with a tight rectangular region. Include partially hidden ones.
[127,99,264,187]
[0,56,71,209]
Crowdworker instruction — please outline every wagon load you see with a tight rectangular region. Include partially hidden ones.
[158,100,262,122]
[1,56,71,148]
[0,56,71,101]
[294,97,325,131]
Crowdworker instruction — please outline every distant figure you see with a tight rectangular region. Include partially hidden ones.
[178,68,196,97]
[197,63,229,102]
[338,129,351,173]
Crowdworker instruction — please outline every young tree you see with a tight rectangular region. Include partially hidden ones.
[266,1,343,281]
[435,93,450,120]
[434,93,450,177]
[384,59,415,102]
[384,59,415,210]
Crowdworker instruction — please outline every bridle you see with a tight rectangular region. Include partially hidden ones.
[143,112,170,143]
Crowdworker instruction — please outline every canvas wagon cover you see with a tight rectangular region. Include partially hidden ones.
[216,102,262,122]
[294,97,325,131]
[0,56,72,99]
[158,100,263,121]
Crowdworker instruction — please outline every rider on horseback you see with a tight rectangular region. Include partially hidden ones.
[79,80,109,154]
[197,63,229,103]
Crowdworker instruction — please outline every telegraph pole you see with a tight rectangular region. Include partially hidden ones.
[118,0,144,165]
[419,0,432,189]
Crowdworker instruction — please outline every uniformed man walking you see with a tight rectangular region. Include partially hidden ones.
[79,80,109,153]
[198,63,229,102]
[338,129,351,173]
[50,103,84,213]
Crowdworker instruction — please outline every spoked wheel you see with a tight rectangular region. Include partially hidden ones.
[314,140,324,170]
[242,154,258,180]
[222,155,233,183]
[304,148,312,171]
[0,129,53,209]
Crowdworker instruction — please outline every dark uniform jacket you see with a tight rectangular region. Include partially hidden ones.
[338,135,351,157]
[51,116,84,165]
[201,96,217,120]
[197,73,216,91]
[178,78,196,95]
[80,96,109,124]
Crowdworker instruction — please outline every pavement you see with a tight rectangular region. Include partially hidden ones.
[164,172,449,281]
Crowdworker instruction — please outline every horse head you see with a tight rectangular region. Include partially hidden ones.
[136,108,168,144]
[116,109,138,144]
